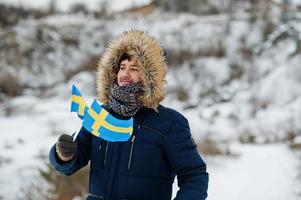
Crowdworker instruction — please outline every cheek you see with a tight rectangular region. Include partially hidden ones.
[133,73,142,83]
[117,72,122,84]
[117,71,124,79]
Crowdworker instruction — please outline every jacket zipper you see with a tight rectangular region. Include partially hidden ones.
[104,141,109,166]
[88,193,104,199]
[128,135,136,170]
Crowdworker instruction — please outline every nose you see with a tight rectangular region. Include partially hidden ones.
[123,68,131,76]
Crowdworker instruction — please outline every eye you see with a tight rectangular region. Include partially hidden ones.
[131,66,140,71]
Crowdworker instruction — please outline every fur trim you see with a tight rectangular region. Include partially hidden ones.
[96,31,167,109]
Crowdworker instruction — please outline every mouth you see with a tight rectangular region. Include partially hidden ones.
[120,81,132,86]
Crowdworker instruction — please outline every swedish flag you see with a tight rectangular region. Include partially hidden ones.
[70,84,133,142]
[70,84,88,119]
[82,99,133,142]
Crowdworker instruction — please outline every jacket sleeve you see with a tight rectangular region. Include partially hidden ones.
[49,126,92,176]
[163,116,208,200]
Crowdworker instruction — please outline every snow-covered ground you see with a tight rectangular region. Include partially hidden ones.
[1,11,299,142]
[0,0,152,13]
[0,89,300,200]
[0,94,80,199]
[207,143,300,200]
[173,143,300,200]
[1,0,301,199]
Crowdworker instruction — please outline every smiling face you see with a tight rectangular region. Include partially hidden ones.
[117,59,142,86]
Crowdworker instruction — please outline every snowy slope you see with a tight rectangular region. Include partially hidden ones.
[1,85,300,200]
[0,0,152,13]
[0,3,301,200]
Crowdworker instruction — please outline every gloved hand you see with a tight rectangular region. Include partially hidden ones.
[55,134,78,161]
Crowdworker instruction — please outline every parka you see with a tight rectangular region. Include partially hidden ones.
[49,31,209,200]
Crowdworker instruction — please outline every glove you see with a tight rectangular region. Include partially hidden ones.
[56,134,78,161]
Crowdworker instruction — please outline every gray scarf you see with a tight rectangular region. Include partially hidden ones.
[109,83,144,117]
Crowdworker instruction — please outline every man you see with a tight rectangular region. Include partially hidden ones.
[49,30,208,200]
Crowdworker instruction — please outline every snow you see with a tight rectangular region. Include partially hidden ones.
[0,116,53,192]
[0,87,301,199]
[0,0,152,13]
[0,96,300,200]
[0,96,80,199]
[0,0,151,12]
[207,143,300,200]
[0,1,301,199]
[172,143,300,200]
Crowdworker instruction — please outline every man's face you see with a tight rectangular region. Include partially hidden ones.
[117,59,142,86]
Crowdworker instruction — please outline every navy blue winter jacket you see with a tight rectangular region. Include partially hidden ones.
[49,105,208,200]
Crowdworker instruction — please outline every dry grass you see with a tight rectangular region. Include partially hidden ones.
[21,163,89,200]
[0,72,22,97]
[197,138,233,156]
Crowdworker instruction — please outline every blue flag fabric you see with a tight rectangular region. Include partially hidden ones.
[71,85,88,119]
[70,84,133,142]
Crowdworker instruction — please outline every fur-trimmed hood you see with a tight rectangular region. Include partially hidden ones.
[96,31,167,110]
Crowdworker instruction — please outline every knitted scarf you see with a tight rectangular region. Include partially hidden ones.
[108,83,144,117]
